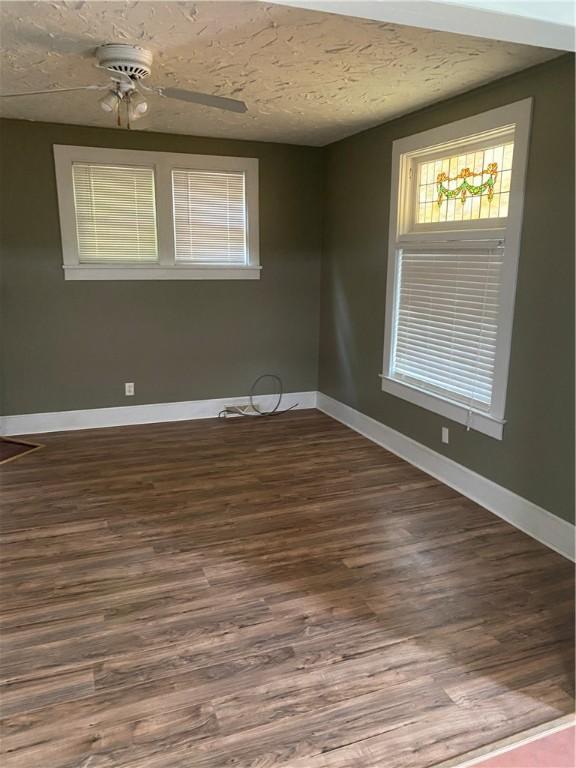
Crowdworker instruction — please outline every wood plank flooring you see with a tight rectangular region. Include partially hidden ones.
[0,410,573,768]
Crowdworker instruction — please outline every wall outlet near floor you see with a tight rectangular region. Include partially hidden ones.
[441,426,449,444]
[125,382,135,396]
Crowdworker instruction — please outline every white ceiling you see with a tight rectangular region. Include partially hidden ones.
[0,1,560,146]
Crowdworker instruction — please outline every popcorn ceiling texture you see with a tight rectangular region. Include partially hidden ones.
[0,1,558,145]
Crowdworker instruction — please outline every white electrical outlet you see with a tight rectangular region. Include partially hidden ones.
[125,382,135,396]
[441,426,449,444]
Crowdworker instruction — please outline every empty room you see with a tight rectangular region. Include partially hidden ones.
[0,2,574,767]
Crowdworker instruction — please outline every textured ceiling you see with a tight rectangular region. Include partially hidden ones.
[0,1,559,146]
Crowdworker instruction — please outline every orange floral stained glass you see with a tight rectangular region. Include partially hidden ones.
[416,142,514,224]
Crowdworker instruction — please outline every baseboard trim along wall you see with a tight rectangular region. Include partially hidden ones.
[317,392,575,562]
[0,391,318,436]
[2,390,572,562]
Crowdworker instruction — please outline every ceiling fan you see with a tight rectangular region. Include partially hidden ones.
[0,43,248,128]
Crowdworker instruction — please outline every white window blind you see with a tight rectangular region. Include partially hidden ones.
[391,246,503,411]
[172,169,247,264]
[72,163,158,263]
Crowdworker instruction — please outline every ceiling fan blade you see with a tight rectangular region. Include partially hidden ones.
[0,85,107,98]
[160,87,247,114]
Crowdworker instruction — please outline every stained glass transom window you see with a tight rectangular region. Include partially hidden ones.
[416,142,514,225]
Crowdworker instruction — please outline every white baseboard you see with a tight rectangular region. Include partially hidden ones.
[317,392,575,562]
[0,391,318,436]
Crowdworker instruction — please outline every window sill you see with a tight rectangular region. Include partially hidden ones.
[63,264,262,281]
[379,375,505,440]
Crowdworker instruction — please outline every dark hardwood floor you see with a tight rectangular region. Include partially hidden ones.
[0,410,573,768]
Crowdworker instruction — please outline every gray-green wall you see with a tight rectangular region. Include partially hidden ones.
[0,121,324,414]
[319,55,575,523]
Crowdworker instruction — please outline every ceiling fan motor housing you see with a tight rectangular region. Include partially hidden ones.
[96,44,153,80]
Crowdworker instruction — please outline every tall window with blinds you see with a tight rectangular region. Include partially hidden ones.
[382,100,532,439]
[172,169,247,265]
[391,246,503,412]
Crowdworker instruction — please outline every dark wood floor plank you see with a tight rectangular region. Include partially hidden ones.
[281,683,574,768]
[3,703,218,768]
[0,668,95,719]
[0,410,573,768]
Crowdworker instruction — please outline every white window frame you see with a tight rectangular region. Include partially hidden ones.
[53,145,260,280]
[381,99,533,439]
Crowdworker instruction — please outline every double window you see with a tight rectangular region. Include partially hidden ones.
[54,145,260,280]
[382,100,532,439]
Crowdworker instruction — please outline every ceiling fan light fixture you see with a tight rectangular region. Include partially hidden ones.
[130,91,148,116]
[99,90,120,113]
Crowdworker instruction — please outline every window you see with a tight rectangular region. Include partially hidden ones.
[54,146,259,280]
[416,141,514,224]
[72,163,158,263]
[382,100,532,439]
[172,169,246,264]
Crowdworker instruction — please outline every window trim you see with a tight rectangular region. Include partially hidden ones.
[382,99,533,439]
[53,145,260,280]
[405,128,516,236]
